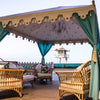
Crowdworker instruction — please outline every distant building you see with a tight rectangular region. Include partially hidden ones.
[55,46,69,63]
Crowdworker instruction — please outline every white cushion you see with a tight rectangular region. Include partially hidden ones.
[35,64,42,73]
[9,63,17,69]
[23,75,35,82]
[0,65,4,69]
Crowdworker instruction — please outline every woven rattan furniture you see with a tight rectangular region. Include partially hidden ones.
[36,68,53,82]
[0,69,24,97]
[2,60,37,88]
[55,60,91,100]
[23,68,37,87]
[35,64,54,83]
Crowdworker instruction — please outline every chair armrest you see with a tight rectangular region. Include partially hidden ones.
[55,70,78,73]
[0,69,24,79]
[55,70,80,82]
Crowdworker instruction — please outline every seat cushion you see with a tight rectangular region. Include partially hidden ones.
[60,80,82,90]
[38,73,51,77]
[23,75,35,82]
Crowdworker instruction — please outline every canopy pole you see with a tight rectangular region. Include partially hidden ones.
[92,0,95,6]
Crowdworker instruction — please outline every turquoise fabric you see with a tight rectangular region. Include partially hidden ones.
[37,42,52,64]
[54,63,81,68]
[73,10,100,100]
[0,22,9,41]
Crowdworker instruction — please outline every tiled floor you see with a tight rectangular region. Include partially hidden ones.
[0,71,99,100]
[0,71,76,100]
[0,80,59,100]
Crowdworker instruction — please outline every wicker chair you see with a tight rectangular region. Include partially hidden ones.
[0,69,24,97]
[36,68,53,82]
[55,60,91,100]
[2,61,36,88]
[35,64,54,82]
[23,68,37,87]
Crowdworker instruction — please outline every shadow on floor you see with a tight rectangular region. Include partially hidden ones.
[0,90,19,99]
[61,95,93,100]
[60,95,78,100]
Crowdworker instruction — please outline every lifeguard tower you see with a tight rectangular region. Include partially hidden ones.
[55,46,69,63]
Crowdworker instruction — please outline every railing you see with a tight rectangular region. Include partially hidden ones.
[18,62,54,68]
[18,62,82,69]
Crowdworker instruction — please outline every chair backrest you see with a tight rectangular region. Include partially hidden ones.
[81,64,91,84]
[72,60,91,84]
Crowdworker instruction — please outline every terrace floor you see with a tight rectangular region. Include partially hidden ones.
[0,71,99,100]
[0,80,79,100]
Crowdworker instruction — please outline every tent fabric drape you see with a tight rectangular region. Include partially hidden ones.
[0,5,95,44]
[73,10,100,100]
[0,22,9,41]
[37,42,53,64]
[0,5,95,28]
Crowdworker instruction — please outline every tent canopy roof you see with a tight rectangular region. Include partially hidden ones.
[0,4,96,44]
[0,5,92,18]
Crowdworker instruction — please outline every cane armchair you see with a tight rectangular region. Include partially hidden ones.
[55,60,91,100]
[23,68,37,87]
[35,63,54,82]
[5,61,37,88]
[0,69,24,97]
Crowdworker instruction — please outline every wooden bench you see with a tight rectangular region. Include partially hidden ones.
[55,60,91,100]
[0,69,24,97]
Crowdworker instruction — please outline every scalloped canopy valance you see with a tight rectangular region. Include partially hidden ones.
[0,5,96,44]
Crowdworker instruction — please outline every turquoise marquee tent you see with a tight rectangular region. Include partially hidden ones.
[0,0,99,99]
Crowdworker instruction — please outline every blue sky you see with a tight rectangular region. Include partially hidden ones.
[0,0,99,63]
